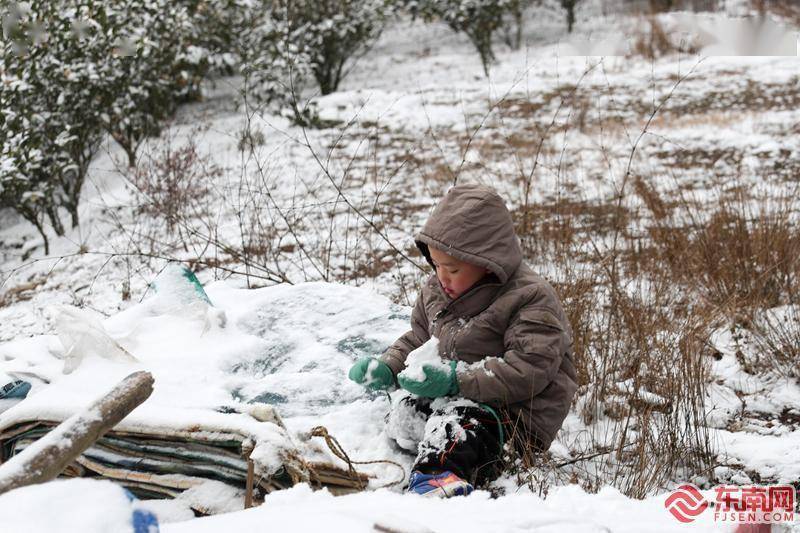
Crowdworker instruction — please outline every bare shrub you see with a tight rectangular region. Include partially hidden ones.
[559,257,715,495]
[236,125,266,153]
[127,127,218,236]
[632,175,800,381]
[496,63,719,498]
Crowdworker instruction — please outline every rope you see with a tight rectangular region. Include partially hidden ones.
[478,403,505,450]
[309,426,406,490]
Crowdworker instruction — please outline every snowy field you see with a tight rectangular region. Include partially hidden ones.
[1,0,799,531]
[0,278,728,532]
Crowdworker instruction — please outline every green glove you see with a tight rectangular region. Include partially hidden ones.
[398,360,459,398]
[348,357,395,390]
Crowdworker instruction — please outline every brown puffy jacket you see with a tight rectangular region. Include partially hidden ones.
[380,184,577,450]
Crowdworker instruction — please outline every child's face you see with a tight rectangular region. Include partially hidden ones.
[429,247,489,299]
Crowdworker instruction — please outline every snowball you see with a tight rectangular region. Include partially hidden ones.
[399,337,449,382]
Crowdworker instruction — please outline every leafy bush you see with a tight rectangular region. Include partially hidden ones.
[100,1,206,167]
[274,0,391,95]
[0,0,205,250]
[178,0,271,76]
[1,0,106,244]
[245,0,391,126]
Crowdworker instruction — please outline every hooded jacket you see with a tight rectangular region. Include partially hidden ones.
[380,184,578,450]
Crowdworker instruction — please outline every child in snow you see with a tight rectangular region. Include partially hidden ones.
[349,184,577,497]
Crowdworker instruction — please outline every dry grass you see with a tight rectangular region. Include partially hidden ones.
[751,0,800,26]
[649,110,757,131]
[554,258,715,496]
[634,185,800,313]
[502,123,799,497]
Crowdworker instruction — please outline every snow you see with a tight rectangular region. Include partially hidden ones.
[50,304,139,374]
[385,390,428,453]
[715,429,800,485]
[458,356,505,378]
[159,482,727,533]
[419,397,480,452]
[398,337,443,382]
[0,278,429,484]
[0,479,146,533]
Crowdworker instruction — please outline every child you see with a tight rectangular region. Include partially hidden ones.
[349,184,577,497]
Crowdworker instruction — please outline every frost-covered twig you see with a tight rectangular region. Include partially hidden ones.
[290,88,425,273]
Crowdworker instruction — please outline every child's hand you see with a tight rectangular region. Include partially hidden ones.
[348,357,395,390]
[398,361,459,398]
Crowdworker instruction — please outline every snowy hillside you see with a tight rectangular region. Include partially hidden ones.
[1,0,799,531]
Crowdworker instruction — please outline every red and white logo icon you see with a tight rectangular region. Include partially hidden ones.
[665,483,796,524]
[664,483,709,523]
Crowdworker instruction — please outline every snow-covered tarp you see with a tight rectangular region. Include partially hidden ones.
[0,276,415,515]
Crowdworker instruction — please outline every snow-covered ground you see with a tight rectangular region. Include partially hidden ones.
[1,0,799,531]
[0,476,731,532]
[0,278,778,532]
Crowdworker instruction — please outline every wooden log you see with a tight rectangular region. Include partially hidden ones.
[0,371,154,495]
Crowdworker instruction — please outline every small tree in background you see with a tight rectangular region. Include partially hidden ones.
[0,121,60,253]
[404,0,518,76]
[274,0,391,96]
[179,0,272,76]
[0,0,105,237]
[244,0,391,126]
[501,0,534,50]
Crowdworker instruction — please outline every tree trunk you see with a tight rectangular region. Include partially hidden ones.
[111,130,138,168]
[0,371,154,495]
[567,6,575,33]
[514,8,523,50]
[69,204,79,229]
[19,208,49,255]
[562,0,577,33]
[470,32,496,78]
[45,204,65,237]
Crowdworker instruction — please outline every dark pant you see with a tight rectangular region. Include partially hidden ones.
[386,392,506,488]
